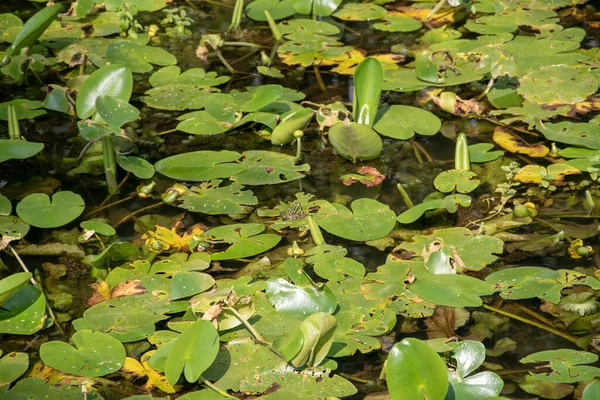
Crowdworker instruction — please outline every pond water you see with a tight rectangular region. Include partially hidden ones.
[1,0,600,399]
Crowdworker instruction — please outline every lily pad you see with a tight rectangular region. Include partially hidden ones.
[40,330,126,377]
[16,191,85,228]
[0,140,44,164]
[317,198,396,241]
[373,105,441,140]
[0,351,28,386]
[0,285,47,335]
[202,223,281,260]
[397,194,472,224]
[332,3,386,21]
[518,65,598,105]
[117,156,154,179]
[410,274,495,307]
[520,349,600,383]
[176,181,258,215]
[373,15,422,33]
[245,0,296,21]
[154,150,245,181]
[0,272,32,306]
[447,341,504,399]
[233,151,310,185]
[106,41,177,73]
[538,122,600,150]
[387,338,449,400]
[328,122,382,162]
[468,143,504,163]
[266,258,337,319]
[434,170,480,194]
[149,66,229,88]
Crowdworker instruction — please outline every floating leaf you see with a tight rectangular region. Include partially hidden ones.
[410,274,495,307]
[493,127,549,157]
[328,122,382,162]
[387,338,449,400]
[468,143,504,163]
[16,192,85,229]
[164,320,219,385]
[520,349,600,383]
[234,150,310,185]
[447,341,504,399]
[271,108,314,145]
[293,0,341,16]
[397,194,472,224]
[538,122,600,150]
[170,272,215,300]
[266,258,337,319]
[0,272,32,306]
[143,85,215,111]
[154,151,245,181]
[40,330,126,377]
[203,223,281,260]
[0,351,28,386]
[117,156,154,179]
[518,65,598,105]
[149,66,229,88]
[176,181,258,215]
[317,198,396,241]
[373,15,422,32]
[280,312,337,368]
[0,140,44,164]
[373,105,441,140]
[95,95,140,133]
[465,9,559,34]
[332,3,386,21]
[245,0,296,21]
[434,170,480,194]
[106,41,177,73]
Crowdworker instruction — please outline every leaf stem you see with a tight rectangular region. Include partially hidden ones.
[396,184,414,208]
[313,65,326,92]
[224,306,286,360]
[102,135,119,194]
[410,140,433,162]
[8,245,68,340]
[307,215,326,245]
[215,49,236,74]
[482,304,581,345]
[200,376,236,398]
[85,195,136,217]
[114,202,163,228]
[424,0,447,21]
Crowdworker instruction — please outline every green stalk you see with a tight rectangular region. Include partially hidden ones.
[455,132,470,171]
[102,135,119,194]
[307,215,326,245]
[424,0,447,21]
[483,304,581,346]
[228,0,244,31]
[396,184,414,208]
[8,104,20,139]
[264,10,282,41]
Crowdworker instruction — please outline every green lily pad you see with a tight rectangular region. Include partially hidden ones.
[317,198,396,241]
[106,41,177,73]
[583,381,600,400]
[465,9,559,34]
[293,0,341,16]
[163,320,219,385]
[3,378,103,400]
[40,330,126,377]
[176,181,258,215]
[176,110,234,135]
[245,0,296,21]
[410,274,495,307]
[518,65,598,105]
[234,150,310,185]
[468,143,504,163]
[397,194,472,224]
[170,271,215,300]
[373,105,441,140]
[0,215,30,243]
[387,338,449,400]
[434,170,480,193]
[271,108,314,145]
[80,220,116,236]
[306,245,365,281]
[489,102,570,129]
[16,191,85,229]
[266,258,337,319]
[149,66,229,88]
[447,341,504,399]
[0,351,28,386]
[203,338,357,398]
[143,85,215,110]
[332,3,386,21]
[0,140,44,164]
[72,294,171,342]
[538,122,600,150]
[277,32,352,68]
[373,15,422,33]
[485,266,584,304]
[0,285,46,335]
[117,156,155,179]
[329,122,382,162]
[202,223,281,260]
[280,312,337,368]
[0,99,46,120]
[0,194,10,216]
[520,349,600,383]
[278,20,340,36]
[0,14,22,44]
[154,150,245,181]
[95,95,140,133]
